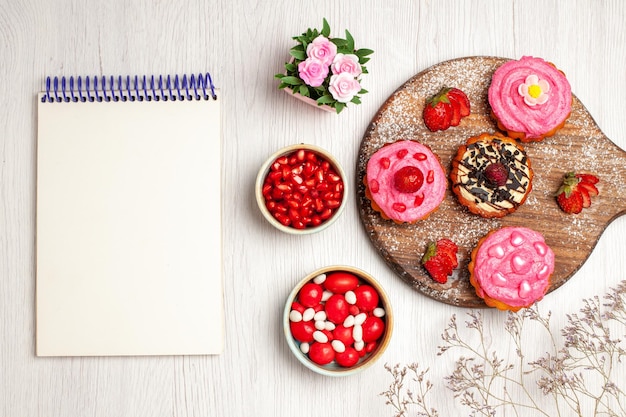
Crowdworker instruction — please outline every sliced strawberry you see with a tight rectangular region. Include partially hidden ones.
[423,258,448,283]
[422,239,458,283]
[578,181,599,197]
[578,186,591,208]
[436,238,458,254]
[576,173,599,185]
[449,101,461,126]
[447,88,471,117]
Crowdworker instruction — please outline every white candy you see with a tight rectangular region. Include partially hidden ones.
[313,311,327,321]
[321,290,333,302]
[313,273,327,284]
[352,324,363,342]
[315,320,326,330]
[289,310,303,322]
[302,308,315,322]
[354,312,367,326]
[354,340,365,351]
[313,330,328,343]
[300,342,310,354]
[373,307,385,318]
[343,315,355,328]
[344,290,357,305]
[324,321,336,331]
[331,340,346,353]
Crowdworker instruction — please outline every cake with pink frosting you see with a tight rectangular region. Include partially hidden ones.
[469,227,555,311]
[488,56,572,142]
[365,140,447,223]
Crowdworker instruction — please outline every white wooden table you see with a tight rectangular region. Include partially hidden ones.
[1,1,625,415]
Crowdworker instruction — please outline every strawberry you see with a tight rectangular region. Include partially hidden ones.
[555,171,600,214]
[484,162,509,187]
[393,166,424,193]
[421,239,458,284]
[423,87,471,131]
[447,87,471,117]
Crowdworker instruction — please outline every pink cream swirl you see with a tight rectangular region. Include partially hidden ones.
[473,227,554,308]
[488,56,572,139]
[366,141,446,223]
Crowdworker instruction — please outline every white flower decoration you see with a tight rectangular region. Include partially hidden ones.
[518,74,550,106]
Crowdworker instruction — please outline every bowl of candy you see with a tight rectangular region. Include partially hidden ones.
[255,144,347,234]
[283,265,393,376]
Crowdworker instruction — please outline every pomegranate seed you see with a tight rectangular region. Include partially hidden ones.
[427,170,434,183]
[291,165,303,175]
[266,201,277,211]
[301,196,313,208]
[392,202,406,212]
[272,161,281,171]
[289,156,297,165]
[288,208,300,221]
[262,184,272,196]
[322,192,335,200]
[296,149,306,161]
[379,158,390,169]
[327,173,341,183]
[268,171,282,181]
[397,149,408,158]
[414,193,424,207]
[321,161,330,171]
[275,213,291,226]
[314,199,324,212]
[370,179,380,193]
[274,204,287,214]
[305,178,316,188]
[316,170,325,183]
[293,220,306,229]
[311,216,322,226]
[306,152,317,162]
[320,208,333,220]
[287,200,300,209]
[326,200,341,209]
[316,183,330,192]
[282,166,291,178]
[300,207,313,217]
[291,174,303,185]
[277,156,288,165]
[272,188,284,200]
[413,152,427,161]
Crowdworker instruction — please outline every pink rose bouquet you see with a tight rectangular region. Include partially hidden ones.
[275,19,373,113]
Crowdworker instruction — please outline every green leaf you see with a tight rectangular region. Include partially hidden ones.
[345,30,355,51]
[358,88,368,94]
[350,96,361,105]
[299,85,309,97]
[317,94,335,104]
[359,57,370,65]
[285,63,297,72]
[289,49,306,61]
[321,18,331,37]
[280,76,303,86]
[335,102,346,113]
[274,73,285,79]
[277,82,288,89]
[330,38,348,49]
[356,48,374,57]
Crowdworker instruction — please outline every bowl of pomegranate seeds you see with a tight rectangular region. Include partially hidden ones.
[255,144,347,234]
[283,265,393,376]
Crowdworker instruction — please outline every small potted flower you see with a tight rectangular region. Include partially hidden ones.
[275,19,373,114]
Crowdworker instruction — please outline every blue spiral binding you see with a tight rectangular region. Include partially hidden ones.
[41,73,218,103]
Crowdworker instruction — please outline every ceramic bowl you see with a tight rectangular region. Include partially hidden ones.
[255,144,347,234]
[283,265,393,376]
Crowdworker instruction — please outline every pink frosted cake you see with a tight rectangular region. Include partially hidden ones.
[488,56,572,142]
[468,227,555,311]
[364,140,446,223]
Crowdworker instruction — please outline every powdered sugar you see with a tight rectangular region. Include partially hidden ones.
[357,56,626,307]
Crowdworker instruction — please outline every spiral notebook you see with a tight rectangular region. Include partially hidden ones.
[36,74,223,356]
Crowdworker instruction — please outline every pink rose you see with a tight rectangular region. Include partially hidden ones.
[306,35,337,66]
[328,73,361,103]
[331,53,362,77]
[298,57,329,87]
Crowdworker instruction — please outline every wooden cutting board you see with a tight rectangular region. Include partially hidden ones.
[356,56,626,308]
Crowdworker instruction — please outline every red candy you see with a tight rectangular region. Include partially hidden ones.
[308,342,335,365]
[362,316,385,343]
[262,149,344,230]
[290,321,315,343]
[335,347,359,367]
[325,294,349,324]
[288,271,387,369]
[353,285,379,311]
[323,272,359,294]
[298,283,323,307]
